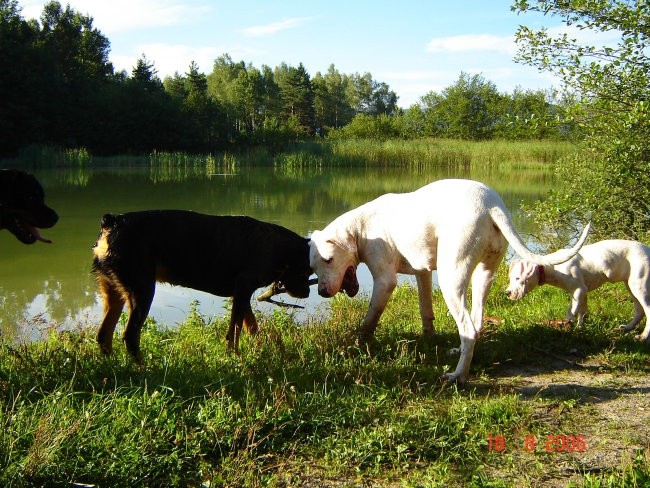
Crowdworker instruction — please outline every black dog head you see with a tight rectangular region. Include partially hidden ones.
[279,237,313,299]
[0,169,59,244]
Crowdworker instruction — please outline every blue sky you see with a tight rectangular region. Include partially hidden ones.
[19,0,569,107]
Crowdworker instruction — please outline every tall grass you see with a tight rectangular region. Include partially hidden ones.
[322,138,578,167]
[4,145,93,167]
[1,269,648,487]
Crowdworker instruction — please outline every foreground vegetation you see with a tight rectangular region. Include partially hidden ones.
[1,269,648,487]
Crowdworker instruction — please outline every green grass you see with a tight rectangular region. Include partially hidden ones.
[1,269,648,487]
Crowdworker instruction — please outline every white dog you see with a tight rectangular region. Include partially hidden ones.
[506,239,650,341]
[309,179,590,384]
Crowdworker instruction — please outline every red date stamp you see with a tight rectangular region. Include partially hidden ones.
[487,434,586,453]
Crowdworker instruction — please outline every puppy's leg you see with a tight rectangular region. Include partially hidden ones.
[567,285,588,325]
[122,281,155,362]
[96,275,125,355]
[415,272,435,337]
[624,279,650,341]
[620,283,644,332]
[357,273,397,345]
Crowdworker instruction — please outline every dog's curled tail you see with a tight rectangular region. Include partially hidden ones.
[489,205,590,266]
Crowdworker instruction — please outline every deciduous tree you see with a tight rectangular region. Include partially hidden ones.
[514,0,650,242]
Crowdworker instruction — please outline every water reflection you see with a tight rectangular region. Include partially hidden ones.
[0,163,554,341]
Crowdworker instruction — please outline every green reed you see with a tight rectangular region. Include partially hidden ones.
[322,138,578,167]
[3,145,93,167]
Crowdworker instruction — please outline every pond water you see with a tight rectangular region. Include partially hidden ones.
[0,162,555,341]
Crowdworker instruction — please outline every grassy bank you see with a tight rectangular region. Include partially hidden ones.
[4,139,578,171]
[1,269,648,487]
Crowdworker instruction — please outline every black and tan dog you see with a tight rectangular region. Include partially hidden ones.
[0,169,58,244]
[92,210,312,360]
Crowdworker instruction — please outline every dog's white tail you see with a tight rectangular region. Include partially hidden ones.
[489,206,590,266]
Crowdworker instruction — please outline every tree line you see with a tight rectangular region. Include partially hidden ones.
[1,0,571,158]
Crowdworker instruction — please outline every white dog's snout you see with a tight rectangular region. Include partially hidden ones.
[318,285,333,298]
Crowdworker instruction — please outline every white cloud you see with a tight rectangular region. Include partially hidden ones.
[380,70,457,82]
[426,34,515,55]
[112,43,270,78]
[20,0,211,34]
[112,43,221,77]
[242,17,312,37]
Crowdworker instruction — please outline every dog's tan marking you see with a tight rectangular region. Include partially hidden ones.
[156,264,170,283]
[243,310,259,335]
[93,229,110,260]
[96,275,126,354]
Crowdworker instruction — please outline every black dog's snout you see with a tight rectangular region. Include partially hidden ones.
[45,207,59,228]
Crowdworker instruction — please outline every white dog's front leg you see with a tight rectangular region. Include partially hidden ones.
[358,274,397,344]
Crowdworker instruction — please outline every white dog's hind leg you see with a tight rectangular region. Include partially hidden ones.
[442,292,476,384]
[416,272,435,337]
[437,259,476,384]
[469,262,499,338]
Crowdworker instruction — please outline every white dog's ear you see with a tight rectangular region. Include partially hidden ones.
[328,230,357,254]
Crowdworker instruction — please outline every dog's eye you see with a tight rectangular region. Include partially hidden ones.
[324,257,333,264]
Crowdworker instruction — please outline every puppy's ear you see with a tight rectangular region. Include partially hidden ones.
[522,262,537,280]
[510,260,529,278]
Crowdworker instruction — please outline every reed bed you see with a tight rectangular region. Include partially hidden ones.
[3,139,578,172]
[323,138,578,167]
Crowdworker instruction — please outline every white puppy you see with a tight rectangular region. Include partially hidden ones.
[506,239,650,341]
[309,179,590,384]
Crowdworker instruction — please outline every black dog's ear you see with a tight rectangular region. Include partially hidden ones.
[100,213,117,229]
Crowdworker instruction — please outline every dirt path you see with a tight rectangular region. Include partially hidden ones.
[486,360,650,487]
